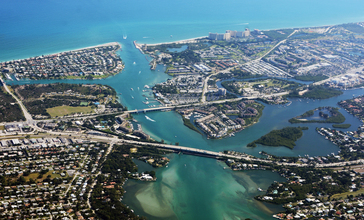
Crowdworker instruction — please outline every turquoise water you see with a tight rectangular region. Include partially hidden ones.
[2,0,364,219]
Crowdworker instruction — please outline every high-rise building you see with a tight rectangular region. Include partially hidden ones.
[216,33,225,41]
[209,32,218,40]
[244,28,250,37]
[226,30,237,37]
[236,31,244,38]
[224,32,231,41]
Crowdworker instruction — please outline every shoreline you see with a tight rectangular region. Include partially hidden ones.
[136,36,207,47]
[42,42,121,57]
[10,42,121,61]
[135,21,362,48]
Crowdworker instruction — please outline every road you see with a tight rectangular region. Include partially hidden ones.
[200,30,298,103]
[0,78,33,123]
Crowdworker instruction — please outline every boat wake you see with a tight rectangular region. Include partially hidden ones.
[145,115,156,122]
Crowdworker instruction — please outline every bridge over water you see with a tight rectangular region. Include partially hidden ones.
[118,139,259,161]
[125,106,175,114]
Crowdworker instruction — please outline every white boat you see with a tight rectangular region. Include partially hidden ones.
[130,88,133,91]
[5,73,12,80]
[123,34,127,39]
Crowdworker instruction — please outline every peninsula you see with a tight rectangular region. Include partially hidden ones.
[0,42,124,80]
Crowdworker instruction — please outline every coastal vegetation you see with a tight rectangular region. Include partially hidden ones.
[182,117,202,134]
[340,23,364,34]
[332,124,351,129]
[247,126,308,149]
[262,29,295,41]
[13,83,124,118]
[288,85,343,99]
[289,107,345,124]
[294,74,328,82]
[214,68,257,80]
[91,144,170,220]
[0,87,25,122]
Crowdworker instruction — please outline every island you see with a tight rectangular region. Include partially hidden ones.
[247,126,308,149]
[0,42,124,80]
[289,107,345,124]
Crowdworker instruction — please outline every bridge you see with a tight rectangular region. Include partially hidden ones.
[125,106,175,114]
[120,139,232,159]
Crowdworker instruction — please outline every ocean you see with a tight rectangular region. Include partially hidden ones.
[2,0,364,219]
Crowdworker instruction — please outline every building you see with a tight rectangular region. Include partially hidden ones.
[218,88,227,96]
[209,32,231,41]
[209,33,218,40]
[216,34,225,41]
[226,30,237,37]
[224,32,231,41]
[244,28,250,37]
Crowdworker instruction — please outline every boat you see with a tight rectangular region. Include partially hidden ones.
[170,35,173,38]
[130,88,133,91]
[131,96,134,99]
[5,73,12,80]
[123,34,127,39]
[258,188,263,192]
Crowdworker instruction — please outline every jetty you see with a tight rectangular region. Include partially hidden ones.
[134,41,144,54]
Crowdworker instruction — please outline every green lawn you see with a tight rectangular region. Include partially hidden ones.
[46,106,94,117]
[331,188,364,200]
[23,170,66,183]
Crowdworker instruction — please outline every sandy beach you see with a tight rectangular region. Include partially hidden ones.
[136,36,207,47]
[34,42,121,59]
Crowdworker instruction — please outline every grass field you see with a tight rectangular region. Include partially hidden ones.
[47,106,94,117]
[23,170,67,183]
[331,188,364,200]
